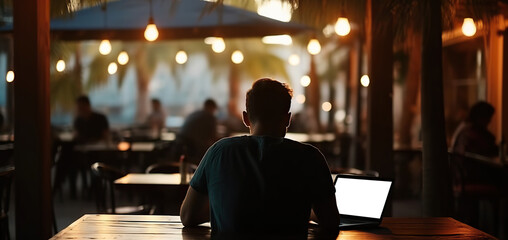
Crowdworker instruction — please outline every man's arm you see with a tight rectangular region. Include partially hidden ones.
[311,194,340,229]
[180,186,210,227]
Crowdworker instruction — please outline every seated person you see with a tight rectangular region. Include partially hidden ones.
[451,101,498,158]
[177,99,218,165]
[180,78,339,236]
[74,95,110,144]
[145,98,166,138]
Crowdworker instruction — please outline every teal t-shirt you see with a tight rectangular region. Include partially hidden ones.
[190,135,335,234]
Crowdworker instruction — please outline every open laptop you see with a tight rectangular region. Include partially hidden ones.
[334,174,393,229]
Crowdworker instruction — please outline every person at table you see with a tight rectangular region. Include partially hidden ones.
[180,78,340,236]
[145,98,166,138]
[451,101,498,158]
[177,99,218,165]
[74,95,110,144]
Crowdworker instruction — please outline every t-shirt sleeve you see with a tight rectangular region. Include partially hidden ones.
[190,144,216,194]
[309,148,335,201]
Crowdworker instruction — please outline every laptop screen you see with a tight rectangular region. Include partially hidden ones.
[334,176,392,219]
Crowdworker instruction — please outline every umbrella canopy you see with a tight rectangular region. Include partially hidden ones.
[1,0,312,40]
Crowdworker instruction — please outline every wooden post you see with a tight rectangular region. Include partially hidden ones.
[365,0,394,179]
[420,0,453,217]
[13,0,52,238]
[503,24,508,151]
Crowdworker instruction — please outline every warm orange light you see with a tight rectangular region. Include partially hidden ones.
[360,75,370,87]
[462,18,476,37]
[231,50,244,64]
[335,17,351,36]
[117,51,129,65]
[307,39,321,55]
[108,62,118,75]
[322,102,332,112]
[211,37,226,53]
[300,75,311,87]
[175,51,188,64]
[56,60,66,72]
[288,54,300,66]
[144,17,159,41]
[99,40,112,55]
[117,141,130,151]
[5,71,14,83]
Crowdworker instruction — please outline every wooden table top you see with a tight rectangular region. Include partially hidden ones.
[50,215,495,240]
[115,173,192,186]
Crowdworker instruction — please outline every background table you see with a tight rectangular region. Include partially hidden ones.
[50,215,495,239]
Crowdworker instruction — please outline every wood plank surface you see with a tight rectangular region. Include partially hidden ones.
[50,215,496,240]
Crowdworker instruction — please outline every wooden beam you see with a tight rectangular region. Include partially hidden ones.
[13,0,52,238]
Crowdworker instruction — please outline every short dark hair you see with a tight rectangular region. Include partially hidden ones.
[204,99,217,109]
[469,101,494,124]
[76,95,90,106]
[246,78,293,123]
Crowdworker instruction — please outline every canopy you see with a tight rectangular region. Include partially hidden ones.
[1,0,311,40]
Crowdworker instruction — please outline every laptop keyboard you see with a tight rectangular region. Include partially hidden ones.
[340,218,367,225]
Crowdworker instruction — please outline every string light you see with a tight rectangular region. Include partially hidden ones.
[322,102,332,112]
[99,40,112,55]
[360,75,370,87]
[335,17,351,36]
[212,37,226,53]
[300,75,311,87]
[335,110,346,122]
[5,71,14,83]
[108,62,118,75]
[288,54,300,66]
[175,51,188,64]
[231,50,244,64]
[117,51,129,65]
[144,17,159,41]
[296,94,306,104]
[117,141,130,151]
[307,38,321,55]
[56,60,66,72]
[462,18,476,37]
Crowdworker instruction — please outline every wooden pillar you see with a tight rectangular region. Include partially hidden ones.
[420,0,453,217]
[503,23,508,148]
[13,0,52,238]
[365,0,394,179]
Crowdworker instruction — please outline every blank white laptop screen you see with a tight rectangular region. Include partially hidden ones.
[335,178,392,219]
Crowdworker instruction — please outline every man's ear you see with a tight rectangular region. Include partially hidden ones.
[284,112,291,127]
[242,111,251,127]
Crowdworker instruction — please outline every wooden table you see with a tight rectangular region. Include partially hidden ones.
[114,174,192,214]
[51,215,496,239]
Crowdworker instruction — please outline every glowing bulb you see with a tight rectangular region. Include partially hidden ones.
[256,0,292,22]
[117,51,129,65]
[99,40,112,55]
[322,102,332,112]
[117,141,130,151]
[5,71,14,83]
[288,54,300,66]
[335,17,351,36]
[231,50,244,64]
[144,18,159,41]
[175,50,188,64]
[212,37,226,53]
[462,18,476,37]
[335,110,346,122]
[56,60,66,72]
[300,75,311,87]
[360,75,370,87]
[262,35,292,45]
[307,39,321,55]
[296,94,306,104]
[108,62,118,75]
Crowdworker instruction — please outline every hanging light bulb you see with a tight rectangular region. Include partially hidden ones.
[144,17,159,41]
[56,59,66,72]
[296,94,306,104]
[99,39,112,55]
[108,62,118,75]
[211,37,226,53]
[175,50,188,64]
[288,54,300,66]
[462,18,476,37]
[335,17,351,36]
[231,50,244,64]
[360,75,370,87]
[117,51,129,65]
[322,102,332,112]
[300,75,311,87]
[5,71,14,83]
[307,38,321,55]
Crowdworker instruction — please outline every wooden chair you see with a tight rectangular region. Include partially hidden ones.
[90,162,148,214]
[0,166,14,240]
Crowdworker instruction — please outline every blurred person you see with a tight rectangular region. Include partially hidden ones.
[177,99,218,165]
[451,101,498,158]
[74,95,110,144]
[180,78,339,237]
[146,98,166,137]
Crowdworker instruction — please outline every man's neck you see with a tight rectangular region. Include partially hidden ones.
[250,126,286,138]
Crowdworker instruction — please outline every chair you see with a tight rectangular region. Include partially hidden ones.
[448,153,504,234]
[0,166,14,240]
[90,162,148,214]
